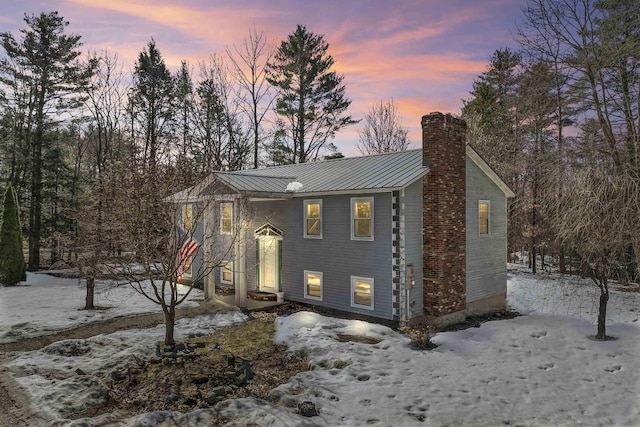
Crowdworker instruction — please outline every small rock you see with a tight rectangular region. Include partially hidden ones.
[212,386,227,397]
[191,375,209,385]
[75,368,86,376]
[298,401,319,417]
[166,394,180,404]
[204,394,218,405]
[184,397,198,406]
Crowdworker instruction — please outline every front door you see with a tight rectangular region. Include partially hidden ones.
[258,236,279,291]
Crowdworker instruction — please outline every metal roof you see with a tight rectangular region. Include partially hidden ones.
[213,149,427,195]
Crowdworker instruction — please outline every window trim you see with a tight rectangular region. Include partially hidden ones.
[220,202,233,235]
[350,197,374,241]
[478,200,491,236]
[351,275,374,310]
[220,260,233,284]
[304,270,323,301]
[303,199,323,239]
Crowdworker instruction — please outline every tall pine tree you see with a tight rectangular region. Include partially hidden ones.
[266,25,356,163]
[0,12,91,270]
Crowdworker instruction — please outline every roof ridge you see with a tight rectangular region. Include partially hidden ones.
[244,148,422,171]
[216,171,297,179]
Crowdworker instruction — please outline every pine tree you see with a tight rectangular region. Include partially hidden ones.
[0,183,26,285]
[266,25,357,163]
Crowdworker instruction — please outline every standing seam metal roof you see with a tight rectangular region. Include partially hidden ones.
[212,149,426,194]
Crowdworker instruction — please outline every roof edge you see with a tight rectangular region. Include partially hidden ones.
[466,144,515,198]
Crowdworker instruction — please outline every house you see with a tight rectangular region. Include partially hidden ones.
[173,112,514,326]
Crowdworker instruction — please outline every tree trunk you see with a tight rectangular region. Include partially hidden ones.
[164,307,176,346]
[596,286,609,341]
[559,246,566,274]
[85,277,95,310]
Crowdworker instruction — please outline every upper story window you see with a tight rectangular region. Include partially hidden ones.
[183,204,193,231]
[220,202,233,235]
[479,200,490,236]
[304,199,322,239]
[351,197,374,241]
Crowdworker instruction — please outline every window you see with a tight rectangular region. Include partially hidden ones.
[304,200,322,238]
[351,197,374,241]
[221,261,233,284]
[478,200,490,236]
[351,276,374,310]
[304,271,323,300]
[183,204,193,231]
[220,202,233,234]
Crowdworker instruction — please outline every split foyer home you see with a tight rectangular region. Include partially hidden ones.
[172,112,514,325]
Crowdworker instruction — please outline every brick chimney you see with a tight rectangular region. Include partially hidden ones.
[422,112,466,322]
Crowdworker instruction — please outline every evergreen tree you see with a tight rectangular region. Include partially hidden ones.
[266,25,357,163]
[0,12,91,270]
[0,183,26,285]
[131,39,176,168]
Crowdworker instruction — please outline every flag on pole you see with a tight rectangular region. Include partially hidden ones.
[177,228,200,282]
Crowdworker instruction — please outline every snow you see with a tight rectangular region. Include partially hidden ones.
[0,272,202,343]
[285,181,303,192]
[2,268,640,426]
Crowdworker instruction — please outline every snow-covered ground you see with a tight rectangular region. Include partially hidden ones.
[2,268,640,426]
[0,272,202,343]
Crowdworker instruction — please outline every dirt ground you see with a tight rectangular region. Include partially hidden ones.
[0,300,230,427]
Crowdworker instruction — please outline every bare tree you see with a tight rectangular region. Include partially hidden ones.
[555,168,636,340]
[192,55,250,172]
[226,28,275,169]
[357,99,409,155]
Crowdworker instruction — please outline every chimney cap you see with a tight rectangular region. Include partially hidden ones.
[421,112,466,129]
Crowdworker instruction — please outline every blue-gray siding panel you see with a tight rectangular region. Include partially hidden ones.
[403,179,424,318]
[241,194,393,319]
[465,157,508,303]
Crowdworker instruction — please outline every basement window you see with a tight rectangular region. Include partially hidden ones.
[351,276,374,310]
[221,260,233,284]
[304,270,323,301]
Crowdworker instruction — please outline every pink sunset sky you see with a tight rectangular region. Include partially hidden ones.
[0,0,526,156]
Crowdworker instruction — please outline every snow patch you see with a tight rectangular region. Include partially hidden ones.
[285,181,303,192]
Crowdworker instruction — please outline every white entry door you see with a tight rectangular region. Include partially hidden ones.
[259,236,279,291]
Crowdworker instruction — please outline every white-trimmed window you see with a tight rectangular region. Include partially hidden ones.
[351,197,374,241]
[351,276,374,310]
[183,204,193,231]
[304,199,322,238]
[304,270,323,301]
[220,202,233,235]
[221,260,233,284]
[478,200,490,236]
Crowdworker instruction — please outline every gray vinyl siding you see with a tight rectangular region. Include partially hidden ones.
[403,179,424,318]
[465,157,508,303]
[180,202,205,285]
[241,193,393,319]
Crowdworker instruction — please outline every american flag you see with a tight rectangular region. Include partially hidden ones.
[176,228,200,282]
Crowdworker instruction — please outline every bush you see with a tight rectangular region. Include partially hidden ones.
[0,184,26,285]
